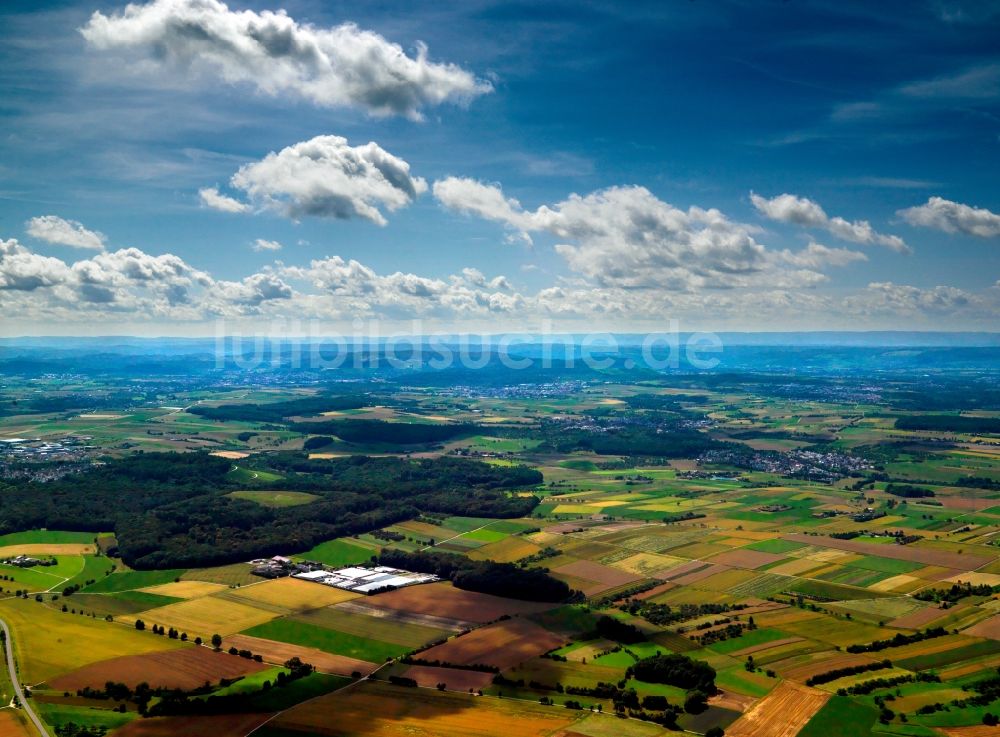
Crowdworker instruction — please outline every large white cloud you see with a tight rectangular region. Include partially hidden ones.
[80,0,491,119]
[773,242,868,269]
[213,272,294,307]
[750,192,910,253]
[2,237,995,330]
[897,196,1000,238]
[0,238,295,322]
[0,239,72,291]
[25,215,106,250]
[210,135,426,225]
[280,256,520,319]
[843,282,983,320]
[433,178,853,290]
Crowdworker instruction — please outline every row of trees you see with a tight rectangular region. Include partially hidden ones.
[377,548,573,602]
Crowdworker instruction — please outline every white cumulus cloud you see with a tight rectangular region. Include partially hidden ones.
[434,178,831,290]
[25,215,106,250]
[0,239,73,291]
[750,192,910,253]
[200,187,249,213]
[897,196,1000,238]
[252,238,283,252]
[216,135,426,225]
[80,0,491,119]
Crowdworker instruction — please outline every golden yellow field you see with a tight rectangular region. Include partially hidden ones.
[0,598,183,685]
[226,577,361,611]
[0,543,94,557]
[467,536,540,563]
[945,572,1000,587]
[140,580,230,599]
[118,596,278,637]
[610,552,686,576]
[726,681,829,737]
[208,450,249,459]
[869,574,923,593]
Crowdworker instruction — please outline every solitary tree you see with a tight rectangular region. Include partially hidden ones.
[211,633,223,650]
[134,619,145,631]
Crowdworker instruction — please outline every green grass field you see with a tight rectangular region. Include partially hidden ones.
[36,702,137,734]
[61,554,116,590]
[798,696,879,737]
[708,628,790,655]
[298,538,375,567]
[242,618,409,662]
[0,530,98,546]
[82,568,187,593]
[227,490,320,508]
[744,539,808,554]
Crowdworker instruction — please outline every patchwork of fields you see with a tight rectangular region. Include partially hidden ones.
[2,377,1000,737]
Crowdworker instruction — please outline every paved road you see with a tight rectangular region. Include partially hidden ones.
[0,617,46,736]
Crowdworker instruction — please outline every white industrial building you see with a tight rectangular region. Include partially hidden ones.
[293,565,438,594]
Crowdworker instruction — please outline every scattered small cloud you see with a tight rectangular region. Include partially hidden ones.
[25,215,106,250]
[199,187,248,213]
[252,239,283,252]
[750,192,910,253]
[900,63,1000,100]
[898,196,1000,237]
[835,176,940,190]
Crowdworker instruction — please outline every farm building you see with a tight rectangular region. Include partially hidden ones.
[293,565,438,594]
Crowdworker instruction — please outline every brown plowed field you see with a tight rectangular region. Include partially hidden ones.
[265,680,577,737]
[400,665,496,691]
[708,549,787,569]
[109,713,273,737]
[963,613,1000,639]
[656,560,712,581]
[49,646,269,692]
[223,634,378,676]
[726,681,829,737]
[416,618,565,670]
[552,560,642,593]
[335,599,471,631]
[672,563,731,585]
[363,582,555,624]
[0,710,33,737]
[889,603,948,629]
[773,652,876,681]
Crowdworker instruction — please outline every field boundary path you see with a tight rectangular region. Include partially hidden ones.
[0,616,48,736]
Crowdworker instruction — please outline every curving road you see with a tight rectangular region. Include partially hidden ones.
[0,617,47,736]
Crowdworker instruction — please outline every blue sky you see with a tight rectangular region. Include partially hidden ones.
[0,0,998,335]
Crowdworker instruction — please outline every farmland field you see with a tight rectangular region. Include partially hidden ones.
[241,617,409,662]
[4,350,1000,736]
[0,597,185,684]
[726,681,830,737]
[258,680,581,737]
[48,644,271,691]
[416,618,565,670]
[363,582,556,623]
[119,595,279,637]
[225,576,361,611]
